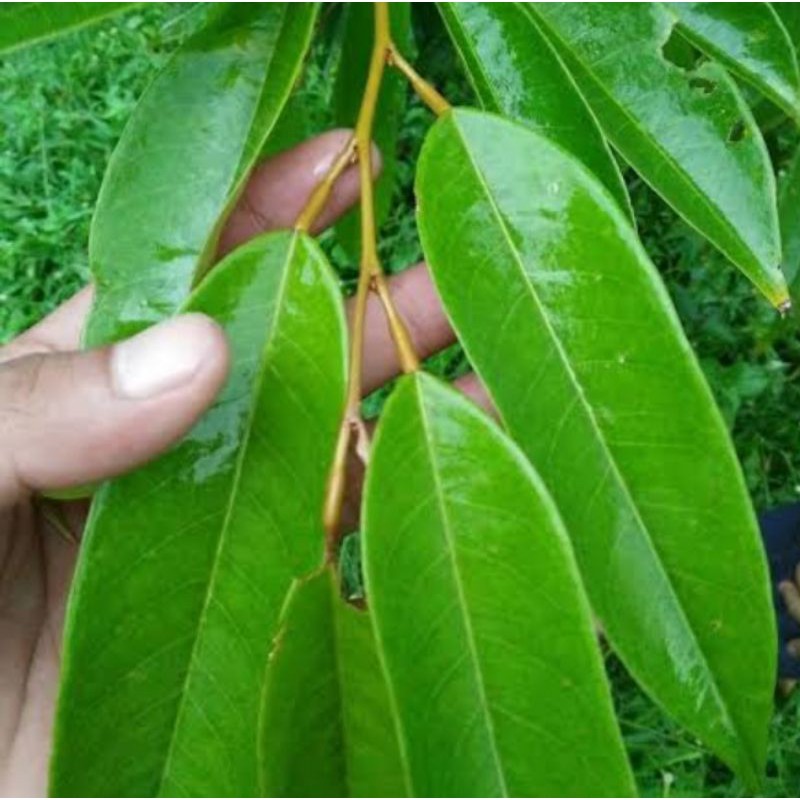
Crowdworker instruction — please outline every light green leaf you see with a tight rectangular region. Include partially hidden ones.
[669,2,800,123]
[437,2,631,218]
[260,571,407,798]
[333,3,412,259]
[530,2,787,308]
[50,231,347,796]
[84,3,318,347]
[0,2,138,55]
[416,108,775,788]
[363,372,635,797]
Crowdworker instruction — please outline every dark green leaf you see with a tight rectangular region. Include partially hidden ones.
[333,3,412,259]
[416,108,775,788]
[260,571,407,798]
[363,373,635,797]
[670,3,800,122]
[529,2,787,308]
[50,231,347,796]
[84,3,318,347]
[437,2,631,218]
[780,145,800,289]
[774,4,800,54]
[0,2,138,55]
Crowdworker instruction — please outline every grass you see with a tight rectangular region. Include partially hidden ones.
[3,4,800,796]
[0,3,197,339]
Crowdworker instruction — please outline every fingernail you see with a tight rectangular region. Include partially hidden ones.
[111,314,218,399]
[312,149,339,178]
[311,138,349,178]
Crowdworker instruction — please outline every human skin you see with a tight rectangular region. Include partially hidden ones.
[0,129,488,796]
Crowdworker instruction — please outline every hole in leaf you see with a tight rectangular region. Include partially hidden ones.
[728,120,746,143]
[688,76,717,95]
[660,23,701,71]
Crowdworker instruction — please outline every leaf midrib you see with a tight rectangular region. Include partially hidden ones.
[413,377,510,797]
[446,113,742,760]
[156,232,300,796]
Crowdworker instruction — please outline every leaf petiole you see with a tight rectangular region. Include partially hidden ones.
[387,44,450,116]
[322,2,422,558]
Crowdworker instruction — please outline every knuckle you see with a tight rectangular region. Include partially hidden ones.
[0,353,59,440]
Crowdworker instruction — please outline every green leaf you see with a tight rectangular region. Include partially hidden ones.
[260,571,407,798]
[774,4,800,53]
[780,145,800,289]
[0,2,138,55]
[333,3,412,260]
[50,230,347,796]
[669,2,800,123]
[437,2,631,218]
[363,372,635,797]
[416,108,775,788]
[83,3,318,347]
[529,2,787,308]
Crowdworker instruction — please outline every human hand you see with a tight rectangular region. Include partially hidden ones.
[0,130,485,796]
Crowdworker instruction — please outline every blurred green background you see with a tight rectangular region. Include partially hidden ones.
[3,4,800,795]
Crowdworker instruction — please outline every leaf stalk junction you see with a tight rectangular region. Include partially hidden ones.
[295,2,450,562]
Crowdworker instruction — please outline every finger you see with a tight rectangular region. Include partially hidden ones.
[1,286,94,363]
[7,130,380,353]
[358,263,456,395]
[0,314,229,505]
[218,129,381,256]
[779,580,800,624]
[453,372,493,416]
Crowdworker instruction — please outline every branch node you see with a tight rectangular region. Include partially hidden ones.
[387,44,451,116]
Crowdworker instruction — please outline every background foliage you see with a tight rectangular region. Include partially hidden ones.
[3,4,800,795]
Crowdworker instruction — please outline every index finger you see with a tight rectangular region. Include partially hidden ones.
[8,130,375,357]
[3,286,95,362]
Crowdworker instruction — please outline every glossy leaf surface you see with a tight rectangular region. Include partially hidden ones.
[0,2,137,55]
[51,231,347,796]
[670,3,800,122]
[363,373,635,797]
[416,108,775,787]
[333,3,412,259]
[530,2,787,307]
[260,571,407,798]
[438,2,630,217]
[84,3,317,347]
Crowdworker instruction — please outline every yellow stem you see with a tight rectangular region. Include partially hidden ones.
[388,45,451,116]
[322,2,420,557]
[322,420,352,558]
[295,138,357,233]
[372,272,418,373]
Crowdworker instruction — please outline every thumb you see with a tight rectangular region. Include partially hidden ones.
[0,314,229,505]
